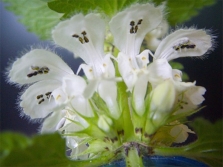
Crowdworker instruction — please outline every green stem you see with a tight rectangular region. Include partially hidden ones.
[124,144,144,167]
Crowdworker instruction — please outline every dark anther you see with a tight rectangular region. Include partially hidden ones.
[81,31,87,35]
[33,71,38,76]
[45,92,52,96]
[83,36,89,43]
[130,21,135,26]
[137,19,143,25]
[187,44,196,49]
[38,99,44,104]
[79,37,84,44]
[135,25,138,33]
[27,73,33,78]
[130,27,134,34]
[37,94,43,99]
[181,45,187,49]
[72,34,79,38]
[31,66,40,70]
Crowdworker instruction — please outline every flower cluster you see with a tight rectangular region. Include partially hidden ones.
[8,2,212,164]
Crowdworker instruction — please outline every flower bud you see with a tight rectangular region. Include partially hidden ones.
[149,79,176,127]
[98,115,113,132]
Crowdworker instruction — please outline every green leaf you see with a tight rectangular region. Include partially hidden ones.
[48,0,215,25]
[0,132,31,160]
[3,0,216,39]
[154,118,223,167]
[0,133,114,167]
[151,0,216,25]
[2,0,62,39]
[47,0,137,18]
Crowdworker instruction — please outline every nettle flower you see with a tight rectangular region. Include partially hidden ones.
[52,13,120,119]
[109,3,212,135]
[8,49,93,132]
[7,2,214,166]
[109,3,163,91]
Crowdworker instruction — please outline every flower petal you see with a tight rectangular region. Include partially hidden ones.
[136,50,150,69]
[62,75,87,97]
[154,29,212,61]
[172,69,182,82]
[70,96,94,117]
[133,74,150,116]
[20,80,62,119]
[118,52,137,91]
[41,110,66,133]
[98,80,120,119]
[8,49,73,85]
[101,53,115,78]
[109,3,163,56]
[147,59,172,87]
[170,124,195,143]
[185,86,206,105]
[52,13,105,65]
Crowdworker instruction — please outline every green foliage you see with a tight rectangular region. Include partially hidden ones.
[0,132,114,167]
[150,0,215,25]
[2,0,215,39]
[2,0,62,39]
[47,0,137,18]
[0,132,31,160]
[154,118,223,167]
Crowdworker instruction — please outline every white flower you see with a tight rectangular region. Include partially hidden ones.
[8,49,92,132]
[109,3,163,90]
[109,3,163,115]
[148,29,212,86]
[52,13,120,119]
[52,13,115,80]
[149,79,176,127]
[170,124,195,143]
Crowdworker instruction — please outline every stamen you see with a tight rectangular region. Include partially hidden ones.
[32,71,38,76]
[83,36,89,43]
[72,30,90,44]
[38,99,44,104]
[36,94,43,99]
[130,21,135,26]
[130,27,135,34]
[129,19,143,34]
[38,70,43,74]
[45,92,52,96]
[137,19,143,25]
[45,92,52,99]
[27,73,33,78]
[81,31,87,35]
[72,34,79,38]
[31,66,40,70]
[78,37,84,44]
[173,40,196,51]
[135,25,138,33]
[27,66,50,78]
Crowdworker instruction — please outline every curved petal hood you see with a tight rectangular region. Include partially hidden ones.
[154,29,212,61]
